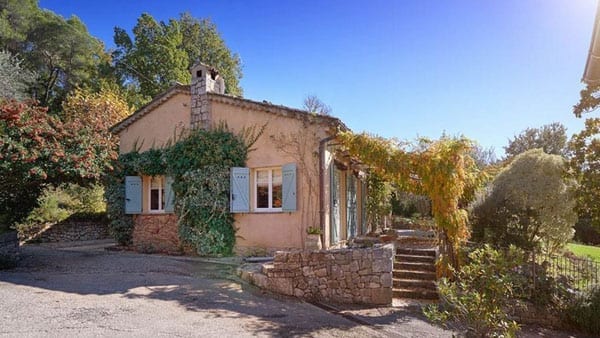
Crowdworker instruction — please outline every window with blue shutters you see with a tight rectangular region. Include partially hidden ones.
[125,176,142,214]
[230,167,250,213]
[231,165,297,213]
[164,176,175,213]
[282,163,297,212]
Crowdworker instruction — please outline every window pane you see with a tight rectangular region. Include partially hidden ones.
[256,170,269,208]
[272,169,282,208]
[150,189,159,210]
[161,188,165,209]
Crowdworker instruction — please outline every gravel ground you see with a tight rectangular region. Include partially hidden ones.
[0,244,455,337]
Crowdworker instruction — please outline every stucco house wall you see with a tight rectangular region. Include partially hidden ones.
[112,62,368,255]
[209,99,330,253]
[118,91,190,154]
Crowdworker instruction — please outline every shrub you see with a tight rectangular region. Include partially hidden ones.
[26,184,106,225]
[566,286,600,335]
[470,149,577,253]
[424,245,524,337]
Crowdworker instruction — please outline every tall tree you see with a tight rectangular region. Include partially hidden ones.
[504,122,568,158]
[0,0,110,111]
[573,86,600,230]
[179,13,242,97]
[113,12,242,102]
[302,95,331,115]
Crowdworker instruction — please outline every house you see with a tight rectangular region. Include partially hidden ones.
[111,62,368,254]
[583,1,600,84]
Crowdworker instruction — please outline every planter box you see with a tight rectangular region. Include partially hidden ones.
[305,234,322,250]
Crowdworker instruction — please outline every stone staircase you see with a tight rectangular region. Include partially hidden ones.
[393,247,438,299]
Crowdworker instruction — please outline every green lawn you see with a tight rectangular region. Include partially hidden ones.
[568,243,600,263]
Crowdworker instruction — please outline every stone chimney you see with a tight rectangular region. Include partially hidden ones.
[190,62,225,129]
[190,62,225,95]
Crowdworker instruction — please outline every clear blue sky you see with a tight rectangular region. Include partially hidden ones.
[40,0,598,157]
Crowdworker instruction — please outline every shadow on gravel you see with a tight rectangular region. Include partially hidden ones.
[0,245,402,337]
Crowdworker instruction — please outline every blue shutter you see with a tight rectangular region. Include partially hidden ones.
[230,167,250,213]
[125,176,142,214]
[282,163,297,212]
[164,176,175,213]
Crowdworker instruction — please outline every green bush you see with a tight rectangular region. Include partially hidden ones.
[424,245,524,337]
[26,184,106,225]
[566,286,600,335]
[470,149,577,253]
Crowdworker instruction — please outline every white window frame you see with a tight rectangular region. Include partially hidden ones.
[148,176,165,213]
[254,167,282,212]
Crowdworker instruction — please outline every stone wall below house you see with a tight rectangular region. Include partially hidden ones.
[33,220,109,243]
[0,231,19,267]
[241,244,394,305]
[0,231,18,256]
[132,214,185,254]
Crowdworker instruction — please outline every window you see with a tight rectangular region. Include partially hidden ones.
[149,176,165,212]
[255,168,282,211]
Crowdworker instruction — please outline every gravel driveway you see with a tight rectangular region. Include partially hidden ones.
[0,244,453,337]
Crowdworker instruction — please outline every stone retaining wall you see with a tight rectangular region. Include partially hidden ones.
[35,221,109,243]
[242,244,394,305]
[132,214,184,254]
[0,231,19,267]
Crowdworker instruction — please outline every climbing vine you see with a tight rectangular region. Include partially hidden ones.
[105,124,261,255]
[338,131,484,274]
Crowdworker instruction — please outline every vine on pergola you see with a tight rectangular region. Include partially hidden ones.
[338,131,484,274]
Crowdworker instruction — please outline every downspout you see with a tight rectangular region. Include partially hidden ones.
[319,135,336,244]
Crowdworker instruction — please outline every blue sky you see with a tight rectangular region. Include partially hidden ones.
[39,0,598,157]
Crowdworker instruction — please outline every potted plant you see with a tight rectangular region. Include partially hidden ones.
[305,226,322,251]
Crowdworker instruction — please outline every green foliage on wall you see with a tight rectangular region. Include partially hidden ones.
[105,125,250,254]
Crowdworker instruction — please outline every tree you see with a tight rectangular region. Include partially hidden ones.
[504,122,568,158]
[113,12,242,101]
[303,95,331,115]
[0,0,110,111]
[573,85,600,231]
[568,118,600,231]
[178,13,242,97]
[0,50,36,100]
[470,149,577,253]
[470,143,497,169]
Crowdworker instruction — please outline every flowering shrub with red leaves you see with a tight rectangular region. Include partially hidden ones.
[0,100,117,227]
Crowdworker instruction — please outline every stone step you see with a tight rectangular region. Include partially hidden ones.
[261,263,274,275]
[395,254,435,264]
[396,247,436,257]
[393,287,439,300]
[394,269,436,281]
[393,261,436,272]
[393,278,437,290]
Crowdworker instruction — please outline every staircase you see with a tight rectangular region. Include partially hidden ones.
[393,247,438,299]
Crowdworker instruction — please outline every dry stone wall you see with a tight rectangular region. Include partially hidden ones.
[250,244,394,305]
[34,221,109,243]
[0,231,18,257]
[132,214,185,254]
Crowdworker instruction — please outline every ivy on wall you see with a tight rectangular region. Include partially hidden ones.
[105,124,258,255]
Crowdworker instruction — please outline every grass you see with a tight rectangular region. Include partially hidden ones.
[568,243,600,263]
